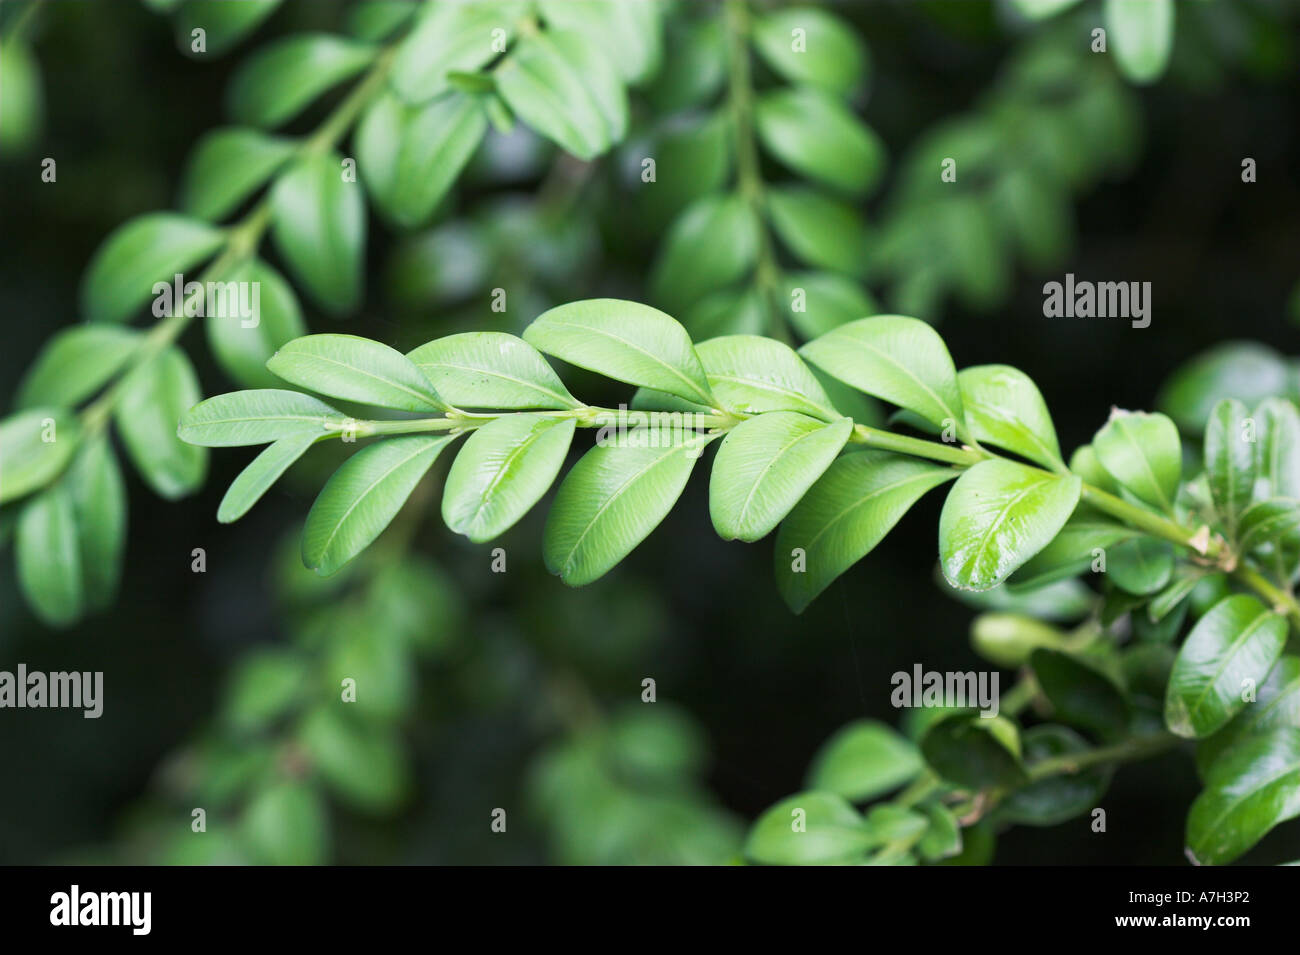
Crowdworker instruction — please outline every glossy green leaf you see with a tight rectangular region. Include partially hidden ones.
[745,791,875,865]
[800,315,965,432]
[81,213,224,324]
[227,33,376,128]
[17,326,141,410]
[16,486,83,628]
[696,335,839,421]
[805,719,924,803]
[390,0,521,103]
[755,86,884,196]
[204,259,307,390]
[1197,656,1300,778]
[67,438,127,611]
[543,430,716,586]
[1254,398,1300,500]
[524,299,714,406]
[267,334,444,412]
[766,186,870,276]
[303,435,454,576]
[940,459,1082,592]
[0,408,82,504]
[1186,727,1300,865]
[1069,443,1120,493]
[179,389,345,446]
[920,713,1027,790]
[710,413,851,542]
[356,91,487,227]
[495,31,623,160]
[407,332,579,410]
[1091,410,1181,512]
[179,127,295,221]
[114,348,207,499]
[1238,498,1300,554]
[1010,517,1137,589]
[1165,594,1287,739]
[651,193,760,313]
[1158,343,1292,434]
[269,153,365,313]
[1107,536,1174,595]
[999,725,1112,826]
[1031,648,1131,737]
[218,432,320,523]
[1104,0,1174,85]
[751,6,867,95]
[1147,569,1203,622]
[957,364,1062,469]
[300,707,411,813]
[1205,398,1256,535]
[241,781,329,865]
[442,415,576,542]
[776,451,955,612]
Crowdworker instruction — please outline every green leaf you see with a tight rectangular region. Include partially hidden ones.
[1186,727,1300,865]
[390,0,522,103]
[303,435,454,576]
[175,0,282,57]
[269,153,366,314]
[1091,410,1181,512]
[912,802,960,861]
[179,389,345,446]
[1009,0,1084,18]
[1107,536,1174,595]
[745,791,875,865]
[300,707,411,813]
[0,409,82,504]
[957,364,1063,469]
[1238,498,1300,554]
[751,6,868,96]
[495,31,623,160]
[1205,398,1256,535]
[407,332,579,410]
[81,213,224,324]
[1157,343,1292,434]
[1104,0,1174,85]
[696,335,839,421]
[805,720,924,803]
[442,415,576,543]
[267,334,444,412]
[16,486,83,628]
[241,781,329,865]
[650,193,760,313]
[204,259,307,390]
[710,413,851,542]
[940,459,1082,592]
[755,86,885,196]
[179,127,295,221]
[970,613,1066,668]
[780,271,879,341]
[114,348,207,499]
[218,432,320,523]
[536,0,663,84]
[766,186,870,276]
[67,438,127,611]
[356,91,487,228]
[524,299,714,406]
[543,430,716,586]
[999,725,1112,826]
[1031,648,1131,737]
[17,325,141,409]
[1165,594,1287,739]
[800,315,965,433]
[1197,656,1300,778]
[1254,398,1300,500]
[345,0,417,42]
[0,40,41,152]
[1147,569,1203,622]
[1069,444,1120,494]
[920,713,1027,790]
[221,649,308,732]
[227,33,376,128]
[776,451,955,612]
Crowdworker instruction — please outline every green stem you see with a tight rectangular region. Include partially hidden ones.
[723,0,787,344]
[1232,563,1300,630]
[1025,732,1181,781]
